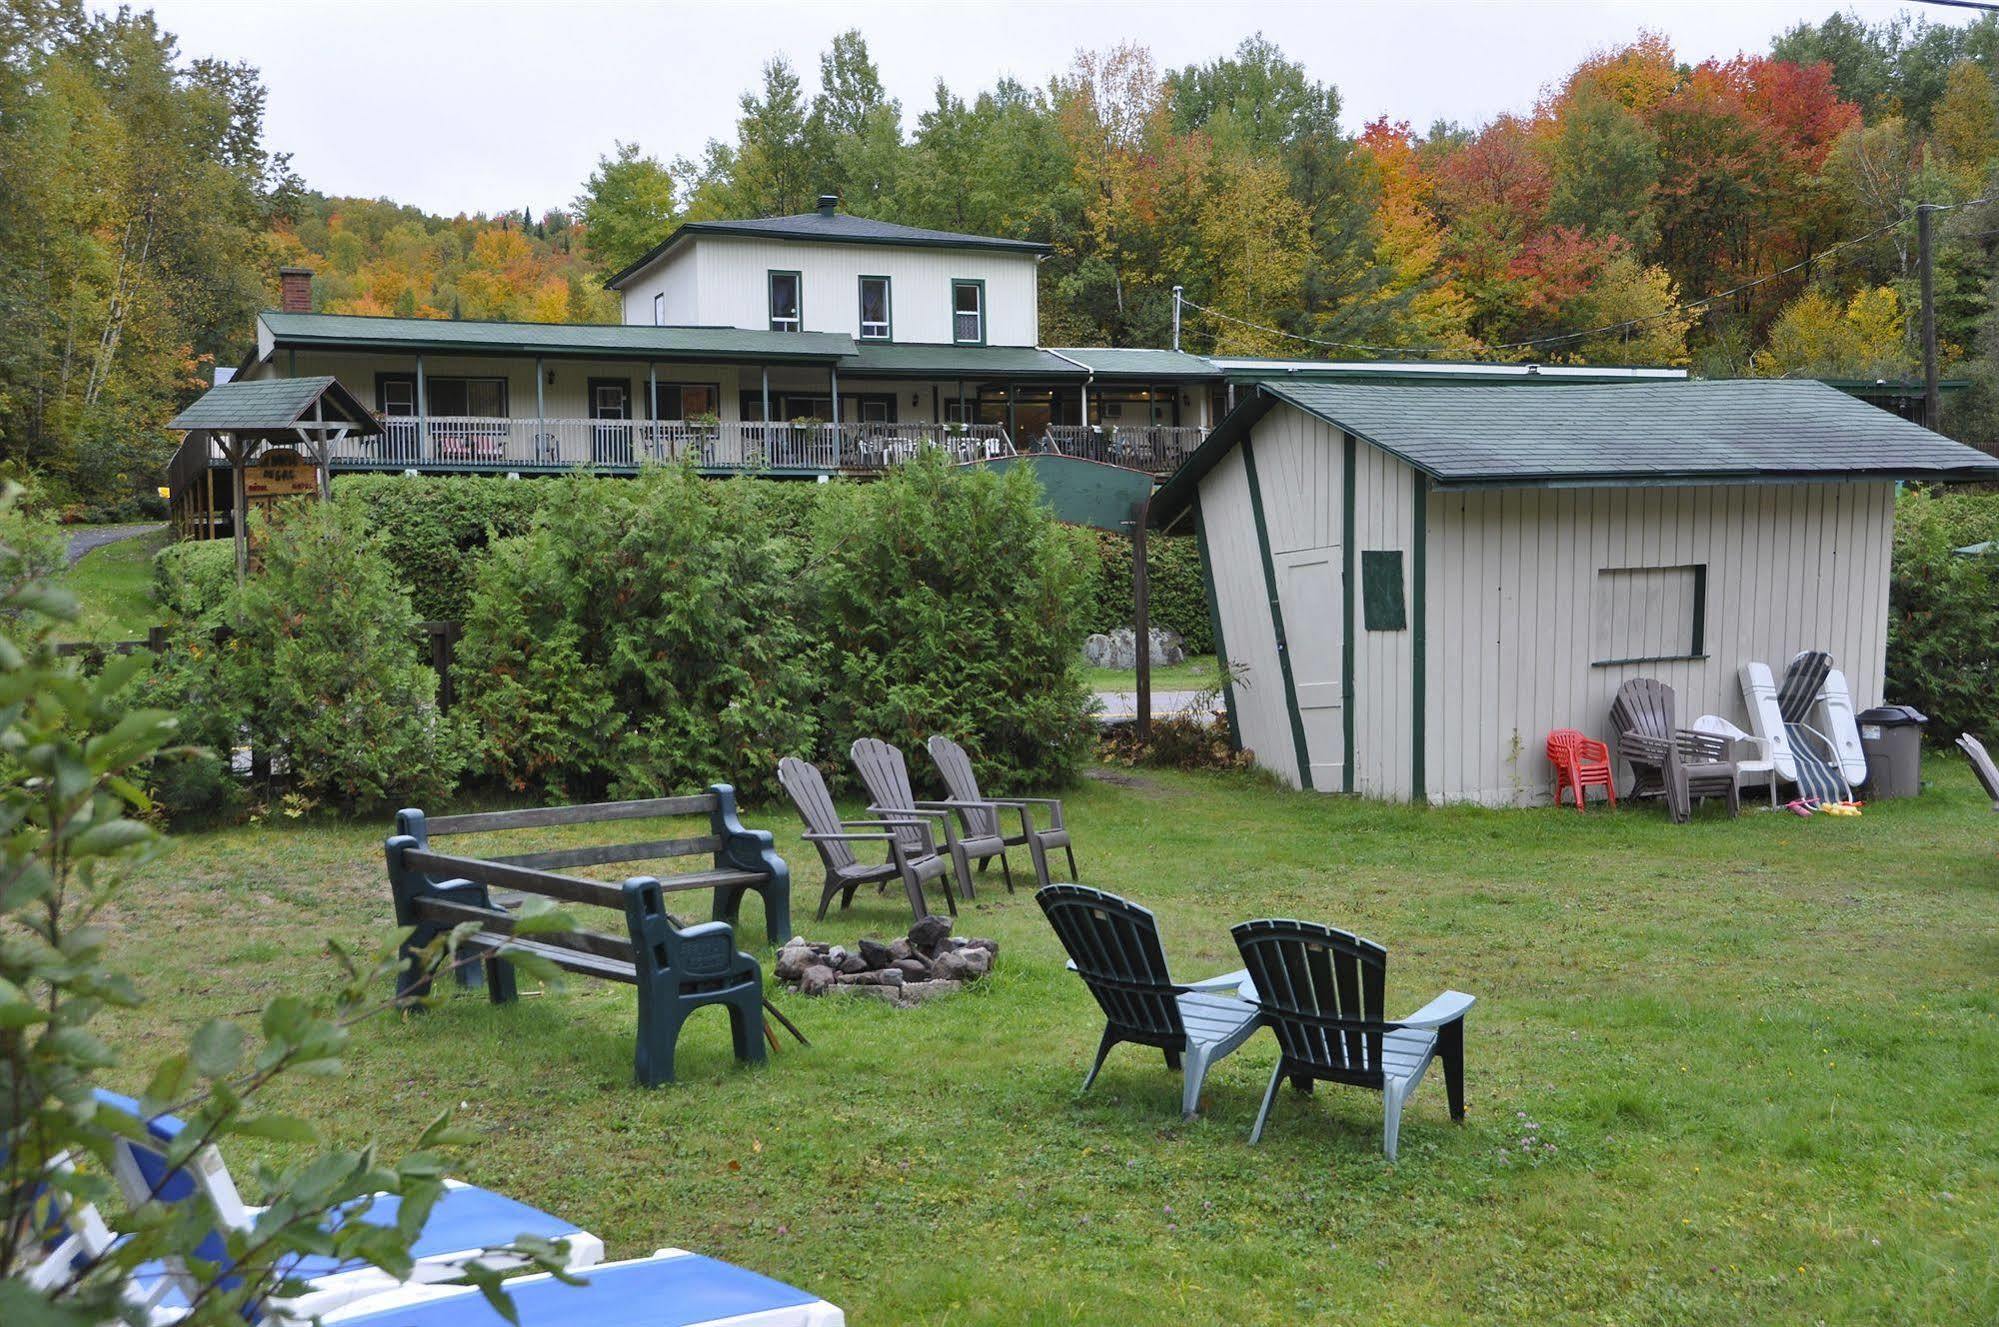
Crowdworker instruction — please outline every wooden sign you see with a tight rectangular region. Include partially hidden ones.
[244,448,317,498]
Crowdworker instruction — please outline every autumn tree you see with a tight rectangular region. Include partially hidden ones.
[576,140,678,277]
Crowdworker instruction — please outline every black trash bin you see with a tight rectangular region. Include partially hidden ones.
[1858,705,1927,798]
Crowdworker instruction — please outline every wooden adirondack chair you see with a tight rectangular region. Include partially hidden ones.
[1230,919,1474,1161]
[1609,677,1740,823]
[849,737,1009,900]
[1037,885,1262,1118]
[926,735,1077,890]
[777,756,955,922]
[1958,733,1999,811]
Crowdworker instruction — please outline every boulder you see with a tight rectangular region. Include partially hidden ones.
[888,938,915,961]
[857,938,896,970]
[826,945,849,968]
[798,964,837,996]
[899,980,959,1004]
[931,949,975,982]
[963,937,999,957]
[893,958,931,980]
[838,952,869,975]
[956,946,993,980]
[1082,626,1187,671]
[907,914,953,956]
[774,942,818,982]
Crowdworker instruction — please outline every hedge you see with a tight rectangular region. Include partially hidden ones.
[1079,528,1214,655]
[332,473,552,620]
[1886,486,1999,743]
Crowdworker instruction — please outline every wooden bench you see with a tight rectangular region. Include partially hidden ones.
[385,786,788,1086]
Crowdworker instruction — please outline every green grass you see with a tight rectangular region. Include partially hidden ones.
[100,760,1999,1324]
[56,525,167,642]
[1083,652,1219,691]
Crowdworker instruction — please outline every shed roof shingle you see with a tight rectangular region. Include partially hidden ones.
[1151,377,1999,524]
[169,375,378,434]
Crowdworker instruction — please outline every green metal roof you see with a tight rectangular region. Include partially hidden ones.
[605,210,1048,289]
[1048,347,1220,380]
[260,311,855,363]
[169,375,379,434]
[839,342,1086,378]
[1152,377,1999,525]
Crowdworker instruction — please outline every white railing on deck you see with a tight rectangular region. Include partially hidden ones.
[321,418,1016,472]
[1039,424,1208,476]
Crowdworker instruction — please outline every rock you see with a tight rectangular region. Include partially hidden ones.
[838,953,869,975]
[798,964,836,996]
[931,949,975,982]
[858,938,896,970]
[907,914,953,956]
[956,946,993,979]
[874,968,904,988]
[963,937,999,957]
[832,983,899,1004]
[888,938,915,961]
[898,979,956,1004]
[893,958,931,979]
[826,945,849,968]
[774,942,817,982]
[1082,626,1186,671]
[946,937,967,950]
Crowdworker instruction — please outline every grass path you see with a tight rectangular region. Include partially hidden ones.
[102,760,1999,1324]
[55,523,168,641]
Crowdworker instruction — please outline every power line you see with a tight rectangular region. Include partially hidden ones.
[1184,196,1999,363]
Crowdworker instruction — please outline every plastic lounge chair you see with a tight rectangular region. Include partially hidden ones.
[321,1250,843,1327]
[1610,677,1740,823]
[1692,714,1780,808]
[1959,732,1999,811]
[1774,651,1854,803]
[1230,919,1474,1161]
[1545,729,1615,811]
[1816,662,1871,787]
[777,756,955,921]
[926,734,1077,889]
[93,1090,603,1317]
[1036,884,1260,1118]
[849,737,1009,901]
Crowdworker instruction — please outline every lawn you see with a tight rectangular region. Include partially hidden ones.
[1083,652,1219,691]
[99,760,1998,1324]
[56,525,168,642]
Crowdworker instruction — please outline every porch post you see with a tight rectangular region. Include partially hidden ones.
[830,365,840,422]
[760,366,770,422]
[647,361,658,461]
[415,354,429,457]
[1005,382,1017,440]
[535,356,546,461]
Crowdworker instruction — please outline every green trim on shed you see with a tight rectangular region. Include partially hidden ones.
[1340,433,1356,794]
[1242,433,1313,790]
[1194,498,1240,751]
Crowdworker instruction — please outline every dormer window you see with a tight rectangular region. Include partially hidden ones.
[768,270,802,332]
[952,279,984,345]
[858,275,891,341]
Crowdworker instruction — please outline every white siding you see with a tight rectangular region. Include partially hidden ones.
[619,248,699,327]
[1351,439,1417,799]
[1250,408,1344,790]
[1423,480,1897,806]
[1198,448,1295,785]
[667,237,1040,345]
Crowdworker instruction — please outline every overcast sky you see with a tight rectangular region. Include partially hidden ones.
[120,1,1978,217]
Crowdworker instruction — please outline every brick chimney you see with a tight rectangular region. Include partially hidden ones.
[278,266,314,313]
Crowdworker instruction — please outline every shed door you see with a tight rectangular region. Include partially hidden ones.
[1277,550,1344,791]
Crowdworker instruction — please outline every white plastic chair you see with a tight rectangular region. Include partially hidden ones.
[1692,714,1779,808]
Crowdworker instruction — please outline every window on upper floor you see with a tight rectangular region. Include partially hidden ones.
[769,270,802,332]
[952,280,984,345]
[858,275,891,341]
[652,292,664,326]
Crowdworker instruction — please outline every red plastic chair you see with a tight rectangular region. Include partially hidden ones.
[1546,729,1615,811]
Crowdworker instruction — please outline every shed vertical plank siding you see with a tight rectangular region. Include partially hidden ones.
[1198,449,1295,783]
[1350,437,1415,797]
[1426,480,1895,805]
[1253,408,1344,789]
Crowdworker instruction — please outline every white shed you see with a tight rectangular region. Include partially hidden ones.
[1151,377,1999,805]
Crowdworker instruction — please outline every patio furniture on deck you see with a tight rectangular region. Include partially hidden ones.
[1036,884,1260,1119]
[778,755,955,921]
[1230,919,1473,1160]
[1545,729,1615,811]
[926,734,1076,889]
[1610,677,1740,822]
[849,737,1009,900]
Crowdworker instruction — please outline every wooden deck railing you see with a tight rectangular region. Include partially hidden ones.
[1039,424,1208,477]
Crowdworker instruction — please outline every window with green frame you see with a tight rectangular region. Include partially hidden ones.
[768,270,802,332]
[951,279,984,344]
[858,275,891,340]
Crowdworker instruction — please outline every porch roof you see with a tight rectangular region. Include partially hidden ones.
[839,343,1088,379]
[1047,347,1221,380]
[259,311,856,364]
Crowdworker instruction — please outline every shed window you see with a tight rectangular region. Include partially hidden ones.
[1360,551,1406,631]
[1592,564,1707,665]
[768,270,802,332]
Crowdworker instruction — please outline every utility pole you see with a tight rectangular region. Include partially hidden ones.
[1170,286,1183,352]
[1918,202,1941,432]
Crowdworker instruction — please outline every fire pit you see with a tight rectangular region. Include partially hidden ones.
[773,914,997,1007]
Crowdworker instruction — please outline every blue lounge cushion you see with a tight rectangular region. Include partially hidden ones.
[333,1253,820,1327]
